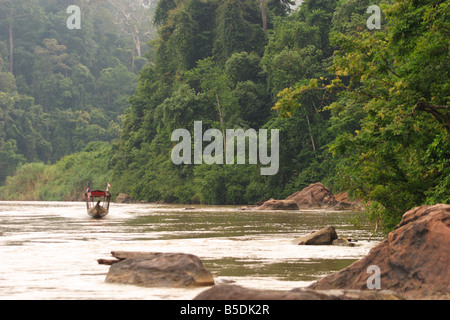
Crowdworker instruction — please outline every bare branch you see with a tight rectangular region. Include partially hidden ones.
[417,102,450,110]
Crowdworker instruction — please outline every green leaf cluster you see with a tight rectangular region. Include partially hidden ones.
[325,0,450,231]
[0,0,157,185]
[111,0,340,204]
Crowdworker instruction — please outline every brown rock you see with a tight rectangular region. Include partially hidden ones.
[101,251,215,288]
[331,201,353,211]
[292,226,338,245]
[332,192,364,210]
[115,193,131,203]
[193,285,403,300]
[332,237,356,247]
[254,183,360,211]
[256,199,299,210]
[309,204,450,299]
[286,183,337,209]
[334,192,350,202]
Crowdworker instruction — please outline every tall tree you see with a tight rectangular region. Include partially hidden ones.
[32,38,70,112]
[106,0,157,70]
[258,0,268,32]
[213,0,266,61]
[0,0,39,75]
[326,0,450,230]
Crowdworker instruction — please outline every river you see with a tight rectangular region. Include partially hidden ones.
[0,201,380,300]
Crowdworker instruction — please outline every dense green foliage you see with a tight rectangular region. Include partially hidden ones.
[0,0,156,184]
[275,0,450,230]
[111,0,338,205]
[331,0,450,230]
[1,141,112,200]
[1,0,448,232]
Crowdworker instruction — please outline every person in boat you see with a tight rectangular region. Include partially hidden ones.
[94,200,105,212]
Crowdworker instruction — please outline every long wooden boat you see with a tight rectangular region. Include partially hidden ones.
[85,189,111,219]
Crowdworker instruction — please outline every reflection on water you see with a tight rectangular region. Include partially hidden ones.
[0,201,380,300]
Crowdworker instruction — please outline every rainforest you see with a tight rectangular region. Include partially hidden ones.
[0,0,449,232]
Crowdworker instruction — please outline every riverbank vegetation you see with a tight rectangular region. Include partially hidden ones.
[1,0,448,232]
[0,0,157,182]
[0,141,111,201]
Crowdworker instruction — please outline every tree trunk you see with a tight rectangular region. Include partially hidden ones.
[259,0,267,33]
[305,113,317,158]
[215,91,227,163]
[133,24,142,57]
[8,1,14,74]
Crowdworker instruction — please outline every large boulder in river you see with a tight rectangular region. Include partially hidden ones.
[286,182,337,209]
[309,204,450,299]
[99,251,215,288]
[292,226,338,245]
[256,199,299,210]
[254,183,359,211]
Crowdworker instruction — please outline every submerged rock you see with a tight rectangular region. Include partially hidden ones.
[99,251,215,288]
[331,201,354,211]
[115,193,131,203]
[332,237,356,247]
[292,226,338,245]
[193,285,403,300]
[309,204,450,299]
[256,199,299,210]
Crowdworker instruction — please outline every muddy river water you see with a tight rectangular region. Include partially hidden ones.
[0,201,380,300]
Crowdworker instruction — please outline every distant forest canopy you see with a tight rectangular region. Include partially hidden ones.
[1,0,449,233]
[0,0,158,182]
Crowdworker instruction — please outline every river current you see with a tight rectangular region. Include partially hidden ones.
[0,201,380,300]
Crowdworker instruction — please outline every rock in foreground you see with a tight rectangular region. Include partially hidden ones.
[194,285,402,300]
[98,251,215,288]
[309,204,450,299]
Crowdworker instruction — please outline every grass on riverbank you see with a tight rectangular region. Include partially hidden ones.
[0,142,112,201]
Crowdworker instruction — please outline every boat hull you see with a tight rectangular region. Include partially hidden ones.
[88,205,109,219]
